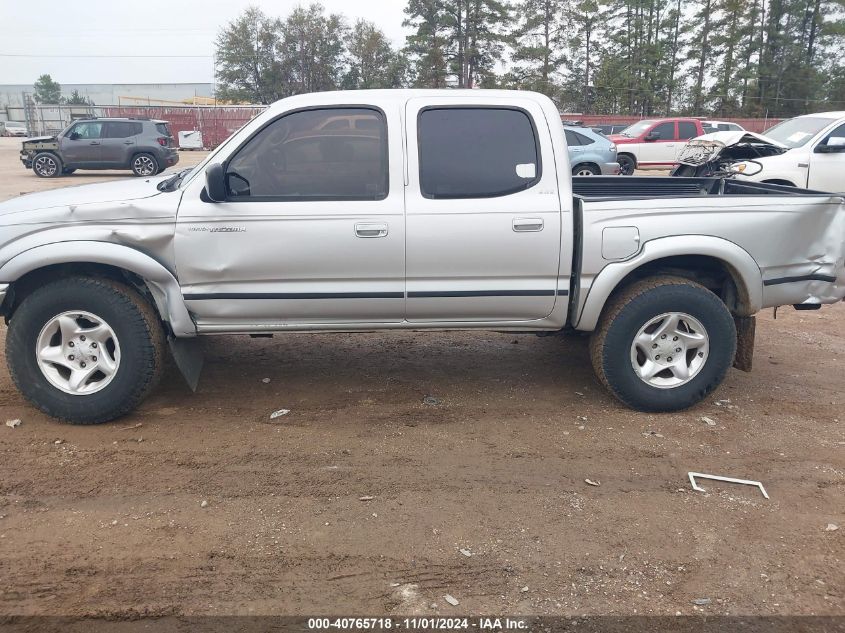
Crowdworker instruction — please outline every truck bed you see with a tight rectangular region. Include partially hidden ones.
[572,176,832,199]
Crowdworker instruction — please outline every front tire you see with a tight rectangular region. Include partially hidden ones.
[617,154,635,176]
[6,277,165,424]
[33,152,62,178]
[589,276,736,412]
[131,153,159,177]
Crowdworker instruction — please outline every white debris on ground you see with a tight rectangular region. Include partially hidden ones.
[269,409,290,419]
[5,419,21,429]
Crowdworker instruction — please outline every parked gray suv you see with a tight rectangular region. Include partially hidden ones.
[20,118,179,178]
[564,126,620,175]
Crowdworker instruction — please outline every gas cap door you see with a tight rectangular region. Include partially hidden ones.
[602,226,641,260]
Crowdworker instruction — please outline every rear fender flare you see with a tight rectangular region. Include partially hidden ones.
[574,235,763,331]
[0,241,196,336]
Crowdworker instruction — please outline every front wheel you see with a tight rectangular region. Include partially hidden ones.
[6,277,165,424]
[33,152,62,178]
[617,154,635,176]
[131,153,159,177]
[589,276,736,412]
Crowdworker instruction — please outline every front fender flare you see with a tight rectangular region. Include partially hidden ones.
[0,241,196,336]
[573,235,763,331]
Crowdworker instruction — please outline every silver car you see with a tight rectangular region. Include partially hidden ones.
[564,126,620,175]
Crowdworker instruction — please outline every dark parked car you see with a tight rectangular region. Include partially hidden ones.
[20,117,179,178]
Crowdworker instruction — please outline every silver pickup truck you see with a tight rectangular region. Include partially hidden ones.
[1,90,844,424]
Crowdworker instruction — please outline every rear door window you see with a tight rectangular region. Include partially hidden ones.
[678,121,698,139]
[417,107,540,198]
[573,131,595,145]
[104,121,141,138]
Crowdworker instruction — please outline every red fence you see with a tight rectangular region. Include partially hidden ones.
[102,106,265,148]
[101,105,785,147]
[563,114,784,134]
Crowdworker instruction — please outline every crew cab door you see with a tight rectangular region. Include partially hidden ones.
[404,97,562,322]
[59,121,103,166]
[808,122,845,192]
[639,121,677,167]
[174,105,405,329]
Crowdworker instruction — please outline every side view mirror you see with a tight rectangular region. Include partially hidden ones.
[69,132,80,141]
[645,132,660,141]
[205,163,227,202]
[815,137,845,153]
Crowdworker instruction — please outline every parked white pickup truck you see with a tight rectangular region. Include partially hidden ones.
[1,90,844,424]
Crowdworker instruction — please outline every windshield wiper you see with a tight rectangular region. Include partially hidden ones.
[157,168,192,192]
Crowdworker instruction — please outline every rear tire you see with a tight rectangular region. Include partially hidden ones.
[617,154,635,176]
[33,152,62,178]
[6,277,165,424]
[131,153,159,177]
[573,164,600,176]
[589,276,736,412]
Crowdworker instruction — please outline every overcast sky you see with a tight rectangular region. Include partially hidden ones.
[0,0,409,85]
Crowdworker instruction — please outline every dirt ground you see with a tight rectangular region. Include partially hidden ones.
[0,136,842,620]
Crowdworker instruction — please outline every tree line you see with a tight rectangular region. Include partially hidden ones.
[215,0,845,117]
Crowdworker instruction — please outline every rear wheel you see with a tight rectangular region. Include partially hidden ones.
[6,277,165,424]
[589,276,736,412]
[131,153,159,177]
[33,152,62,178]
[573,164,600,176]
[617,154,635,176]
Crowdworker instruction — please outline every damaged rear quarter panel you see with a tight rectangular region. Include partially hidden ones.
[578,193,845,315]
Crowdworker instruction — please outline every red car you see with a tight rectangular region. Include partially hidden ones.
[609,118,705,174]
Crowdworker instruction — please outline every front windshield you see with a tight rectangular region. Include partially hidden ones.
[619,120,656,137]
[763,117,837,148]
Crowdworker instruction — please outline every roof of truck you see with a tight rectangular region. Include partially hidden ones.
[264,89,555,112]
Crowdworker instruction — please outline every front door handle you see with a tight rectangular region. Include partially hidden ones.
[513,218,544,232]
[89,141,100,146]
[355,223,388,238]
[123,140,134,145]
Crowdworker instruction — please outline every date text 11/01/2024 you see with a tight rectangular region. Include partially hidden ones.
[307,617,529,630]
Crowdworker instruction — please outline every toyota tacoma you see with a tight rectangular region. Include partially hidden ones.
[1,90,844,424]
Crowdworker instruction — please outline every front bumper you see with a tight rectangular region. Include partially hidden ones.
[20,150,33,169]
[601,161,621,175]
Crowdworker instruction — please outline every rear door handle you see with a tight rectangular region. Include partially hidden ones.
[123,140,134,145]
[513,218,544,232]
[89,141,100,145]
[355,223,388,238]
